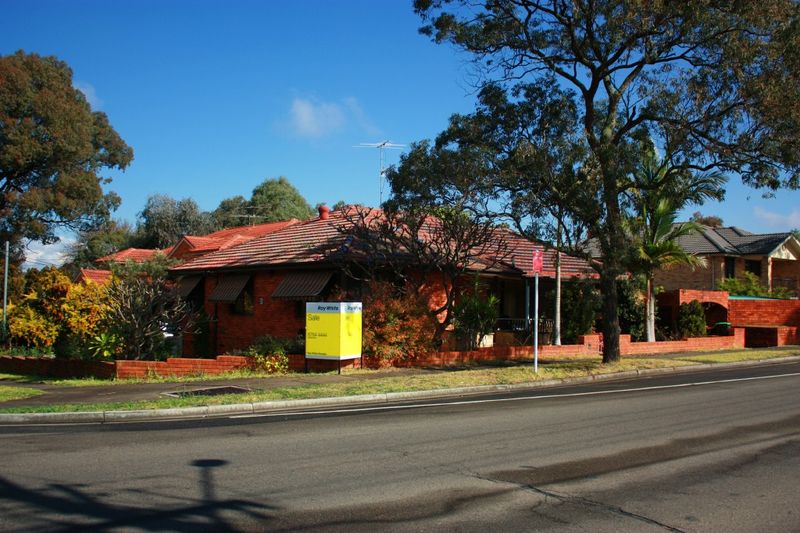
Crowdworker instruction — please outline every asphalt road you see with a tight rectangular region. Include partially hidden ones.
[2,360,799,532]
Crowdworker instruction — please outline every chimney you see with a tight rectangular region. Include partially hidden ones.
[318,205,330,220]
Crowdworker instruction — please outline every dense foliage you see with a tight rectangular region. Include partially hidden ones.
[677,300,707,339]
[360,281,437,363]
[717,272,793,299]
[452,281,499,350]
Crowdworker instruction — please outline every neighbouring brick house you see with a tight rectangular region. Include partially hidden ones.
[170,205,596,356]
[654,226,800,295]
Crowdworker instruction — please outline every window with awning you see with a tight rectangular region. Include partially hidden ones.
[271,271,334,300]
[209,274,251,303]
[176,275,202,299]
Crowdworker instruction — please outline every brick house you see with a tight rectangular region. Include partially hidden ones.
[170,205,595,356]
[653,226,800,295]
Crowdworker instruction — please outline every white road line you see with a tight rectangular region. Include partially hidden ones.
[231,371,800,420]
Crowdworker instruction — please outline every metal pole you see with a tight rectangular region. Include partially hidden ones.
[534,272,539,373]
[2,241,8,340]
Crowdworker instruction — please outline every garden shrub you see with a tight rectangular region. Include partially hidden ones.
[243,335,291,374]
[677,300,707,338]
[546,278,601,345]
[718,271,792,299]
[361,281,437,363]
[7,305,59,349]
[617,277,646,341]
[453,280,499,350]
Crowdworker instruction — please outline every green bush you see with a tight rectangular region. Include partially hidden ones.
[617,277,646,341]
[543,278,601,344]
[718,271,792,299]
[453,284,499,350]
[242,335,295,374]
[677,300,706,338]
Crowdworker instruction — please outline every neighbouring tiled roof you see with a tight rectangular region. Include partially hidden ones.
[172,210,348,271]
[169,220,299,260]
[172,206,596,279]
[97,248,167,264]
[496,230,596,278]
[75,268,112,284]
[676,226,794,256]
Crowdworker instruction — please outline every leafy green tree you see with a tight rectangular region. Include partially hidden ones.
[212,177,314,228]
[135,194,214,249]
[0,51,132,251]
[212,195,249,228]
[248,176,314,222]
[415,1,800,362]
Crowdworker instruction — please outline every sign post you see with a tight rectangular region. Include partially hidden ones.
[531,249,544,373]
[305,302,363,374]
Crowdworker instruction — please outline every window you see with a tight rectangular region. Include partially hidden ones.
[745,259,762,277]
[724,257,736,279]
[233,279,255,315]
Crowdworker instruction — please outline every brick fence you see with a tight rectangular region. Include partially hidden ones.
[0,328,750,379]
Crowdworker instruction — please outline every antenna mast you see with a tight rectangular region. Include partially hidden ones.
[355,140,405,205]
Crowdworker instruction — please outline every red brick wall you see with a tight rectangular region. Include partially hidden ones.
[729,299,800,327]
[0,357,116,378]
[743,326,799,348]
[115,355,253,379]
[200,271,305,355]
[619,329,744,356]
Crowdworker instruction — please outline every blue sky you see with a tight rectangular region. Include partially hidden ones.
[4,0,799,266]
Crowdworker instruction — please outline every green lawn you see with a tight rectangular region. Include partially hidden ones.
[0,386,44,403]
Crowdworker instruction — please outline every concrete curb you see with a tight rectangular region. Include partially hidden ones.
[1,355,799,425]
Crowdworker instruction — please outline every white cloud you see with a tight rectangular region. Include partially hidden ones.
[289,98,345,137]
[285,96,381,138]
[753,206,800,229]
[23,238,75,270]
[344,97,381,137]
[74,81,103,110]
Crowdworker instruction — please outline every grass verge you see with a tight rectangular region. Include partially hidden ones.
[0,348,797,414]
[0,358,686,413]
[0,386,44,403]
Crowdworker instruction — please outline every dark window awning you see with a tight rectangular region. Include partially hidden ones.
[176,275,202,298]
[271,271,334,300]
[209,274,250,303]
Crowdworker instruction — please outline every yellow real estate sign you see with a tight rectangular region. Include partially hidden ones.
[305,302,362,360]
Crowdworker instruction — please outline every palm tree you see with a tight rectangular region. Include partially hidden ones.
[634,199,706,342]
[628,144,725,342]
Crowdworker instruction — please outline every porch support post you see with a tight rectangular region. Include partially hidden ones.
[524,278,530,327]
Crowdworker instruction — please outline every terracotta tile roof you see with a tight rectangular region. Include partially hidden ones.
[169,220,299,261]
[497,230,596,278]
[172,206,595,279]
[97,248,166,264]
[74,268,112,284]
[172,210,346,271]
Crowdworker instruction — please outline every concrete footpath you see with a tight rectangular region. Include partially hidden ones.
[1,353,799,425]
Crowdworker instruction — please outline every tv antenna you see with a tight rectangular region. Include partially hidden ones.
[355,140,405,205]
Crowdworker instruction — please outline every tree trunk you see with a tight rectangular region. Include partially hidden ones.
[599,268,621,363]
[646,276,656,342]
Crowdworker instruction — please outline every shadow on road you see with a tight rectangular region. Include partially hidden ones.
[0,458,276,531]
